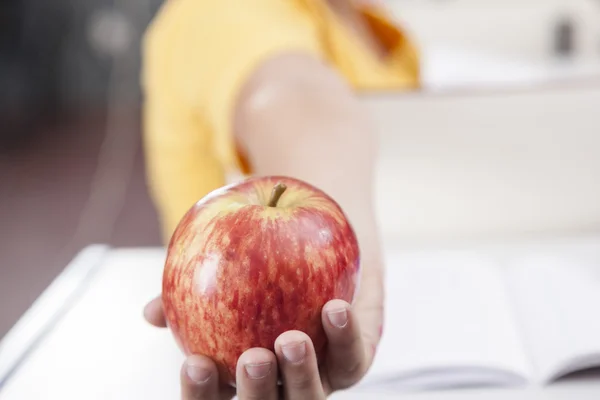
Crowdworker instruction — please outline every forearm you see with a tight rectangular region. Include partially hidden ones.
[233,53,384,304]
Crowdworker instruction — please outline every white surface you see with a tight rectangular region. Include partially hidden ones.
[0,248,182,400]
[0,245,109,386]
[362,84,600,244]
[419,45,600,91]
[1,242,600,399]
[358,240,600,391]
[376,1,600,242]
[387,0,600,64]
[387,0,600,90]
[507,254,600,382]
[360,251,532,389]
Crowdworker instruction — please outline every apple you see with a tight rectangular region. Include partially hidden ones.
[162,176,361,385]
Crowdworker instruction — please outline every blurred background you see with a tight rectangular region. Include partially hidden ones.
[1,0,600,339]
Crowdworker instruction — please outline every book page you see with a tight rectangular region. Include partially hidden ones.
[506,247,600,384]
[360,249,531,391]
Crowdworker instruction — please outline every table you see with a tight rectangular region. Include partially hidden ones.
[1,244,600,399]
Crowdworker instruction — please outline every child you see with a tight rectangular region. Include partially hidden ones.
[141,1,419,398]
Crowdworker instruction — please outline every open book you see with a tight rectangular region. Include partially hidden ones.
[355,237,600,392]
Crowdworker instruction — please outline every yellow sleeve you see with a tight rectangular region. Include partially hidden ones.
[141,0,322,242]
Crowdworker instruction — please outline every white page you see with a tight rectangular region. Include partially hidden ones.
[506,249,600,384]
[359,249,531,391]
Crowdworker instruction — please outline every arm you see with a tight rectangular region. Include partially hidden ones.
[141,0,323,242]
[234,52,384,358]
[145,55,386,396]
[142,1,385,397]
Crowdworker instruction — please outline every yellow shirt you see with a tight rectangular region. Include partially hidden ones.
[142,0,420,241]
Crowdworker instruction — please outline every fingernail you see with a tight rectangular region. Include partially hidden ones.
[282,341,306,364]
[327,308,348,328]
[186,362,211,383]
[244,362,272,379]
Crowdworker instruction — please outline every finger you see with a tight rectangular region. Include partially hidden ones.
[236,348,278,400]
[143,296,167,327]
[181,355,220,400]
[274,330,326,400]
[322,299,367,390]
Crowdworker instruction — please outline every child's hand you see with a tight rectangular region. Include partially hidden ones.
[143,291,381,399]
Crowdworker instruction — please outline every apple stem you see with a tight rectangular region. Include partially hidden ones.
[267,183,287,207]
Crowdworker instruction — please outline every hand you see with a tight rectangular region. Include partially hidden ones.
[143,285,383,399]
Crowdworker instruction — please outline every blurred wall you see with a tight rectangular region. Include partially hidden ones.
[4,0,597,120]
[1,0,162,115]
[388,0,600,63]
[51,0,162,110]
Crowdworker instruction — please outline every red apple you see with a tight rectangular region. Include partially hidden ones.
[162,176,361,385]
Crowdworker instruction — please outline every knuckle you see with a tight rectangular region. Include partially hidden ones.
[336,329,361,348]
[239,382,276,400]
[330,338,364,372]
[330,358,367,390]
[243,392,271,400]
[285,369,318,391]
[246,382,271,395]
[332,362,362,385]
[239,374,276,399]
[343,358,363,376]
